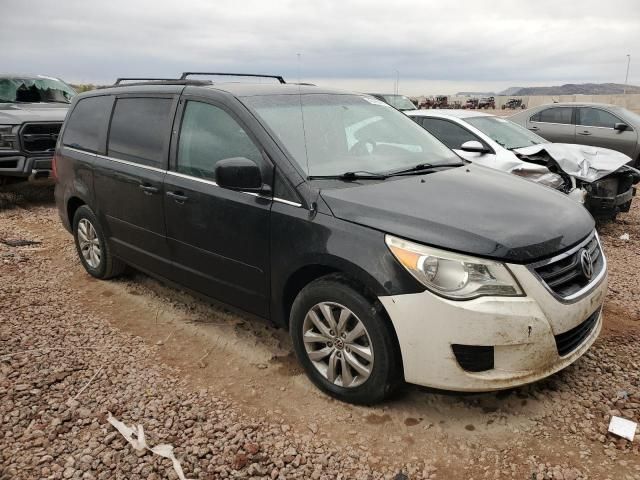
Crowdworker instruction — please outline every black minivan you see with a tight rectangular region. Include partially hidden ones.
[55,74,607,404]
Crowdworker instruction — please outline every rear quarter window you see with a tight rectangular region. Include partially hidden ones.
[62,95,113,153]
[107,97,174,168]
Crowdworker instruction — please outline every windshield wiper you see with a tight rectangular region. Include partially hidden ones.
[308,170,389,180]
[385,162,464,177]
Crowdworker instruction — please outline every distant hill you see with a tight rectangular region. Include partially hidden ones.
[498,86,525,96]
[499,83,640,96]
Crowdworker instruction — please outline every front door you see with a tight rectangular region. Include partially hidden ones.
[575,107,638,157]
[93,94,177,276]
[527,106,576,144]
[164,98,272,316]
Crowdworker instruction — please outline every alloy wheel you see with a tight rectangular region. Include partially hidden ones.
[302,302,374,388]
[77,218,101,269]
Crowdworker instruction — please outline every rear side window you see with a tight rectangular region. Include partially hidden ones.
[531,107,573,125]
[577,108,622,128]
[420,117,481,150]
[63,96,113,153]
[108,97,173,167]
[176,101,262,181]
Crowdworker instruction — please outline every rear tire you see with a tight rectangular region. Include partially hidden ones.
[72,205,126,279]
[290,274,402,404]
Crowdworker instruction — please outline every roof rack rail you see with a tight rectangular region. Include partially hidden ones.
[180,72,286,84]
[114,77,177,85]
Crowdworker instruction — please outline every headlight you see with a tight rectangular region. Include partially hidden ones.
[386,235,522,300]
[0,125,18,150]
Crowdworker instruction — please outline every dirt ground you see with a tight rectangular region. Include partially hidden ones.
[1,184,639,480]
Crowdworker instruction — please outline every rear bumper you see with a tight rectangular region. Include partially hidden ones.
[379,262,607,392]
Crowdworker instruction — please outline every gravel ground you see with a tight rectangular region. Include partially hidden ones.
[1,185,639,479]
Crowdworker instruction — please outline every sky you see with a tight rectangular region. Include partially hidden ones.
[2,0,639,95]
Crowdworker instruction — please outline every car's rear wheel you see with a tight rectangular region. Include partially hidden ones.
[290,274,402,404]
[72,205,125,279]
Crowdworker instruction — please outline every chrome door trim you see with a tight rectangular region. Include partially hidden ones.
[165,170,302,207]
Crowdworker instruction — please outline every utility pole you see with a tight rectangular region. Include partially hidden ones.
[624,54,631,94]
[395,70,399,96]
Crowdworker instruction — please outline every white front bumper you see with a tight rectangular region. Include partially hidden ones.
[379,263,607,391]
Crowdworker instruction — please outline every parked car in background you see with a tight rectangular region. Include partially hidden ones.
[510,103,640,167]
[367,93,416,111]
[0,74,76,184]
[503,98,526,110]
[56,74,606,404]
[407,109,640,219]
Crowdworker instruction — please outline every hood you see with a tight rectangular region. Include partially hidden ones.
[514,143,632,182]
[320,164,594,263]
[0,102,69,124]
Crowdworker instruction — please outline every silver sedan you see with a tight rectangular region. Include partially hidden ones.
[509,103,640,167]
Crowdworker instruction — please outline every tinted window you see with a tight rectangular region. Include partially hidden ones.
[578,108,622,128]
[177,101,262,180]
[420,117,480,149]
[63,96,113,153]
[108,97,173,167]
[531,107,573,125]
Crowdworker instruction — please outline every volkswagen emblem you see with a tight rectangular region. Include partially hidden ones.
[580,248,594,280]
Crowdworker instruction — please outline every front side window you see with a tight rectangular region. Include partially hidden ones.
[63,96,113,153]
[465,116,545,150]
[577,108,622,128]
[108,97,173,167]
[419,117,480,150]
[244,94,459,177]
[176,101,262,181]
[531,107,573,125]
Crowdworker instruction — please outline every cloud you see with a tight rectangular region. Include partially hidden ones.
[1,0,638,94]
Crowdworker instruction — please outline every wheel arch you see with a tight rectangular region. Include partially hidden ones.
[66,195,87,227]
[276,256,402,344]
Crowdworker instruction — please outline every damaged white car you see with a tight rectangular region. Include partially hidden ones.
[407,110,640,219]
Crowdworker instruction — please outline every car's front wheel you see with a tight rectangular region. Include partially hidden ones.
[72,205,125,279]
[290,274,402,404]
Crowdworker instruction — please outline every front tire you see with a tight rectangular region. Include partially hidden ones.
[290,274,402,404]
[72,205,125,279]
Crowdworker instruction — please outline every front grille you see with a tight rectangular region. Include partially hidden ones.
[452,344,494,372]
[20,122,62,154]
[554,308,600,356]
[532,233,604,299]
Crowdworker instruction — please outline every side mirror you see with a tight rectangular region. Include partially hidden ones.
[215,157,263,192]
[614,122,629,132]
[460,140,489,154]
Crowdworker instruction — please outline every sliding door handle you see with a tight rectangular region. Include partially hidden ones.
[167,191,189,203]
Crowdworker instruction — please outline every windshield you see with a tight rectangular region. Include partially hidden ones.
[616,107,640,126]
[465,116,546,150]
[0,76,76,104]
[244,94,460,177]
[380,95,416,111]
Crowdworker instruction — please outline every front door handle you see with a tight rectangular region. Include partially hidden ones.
[139,183,159,194]
[167,191,188,204]
[577,131,592,136]
[529,126,539,131]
